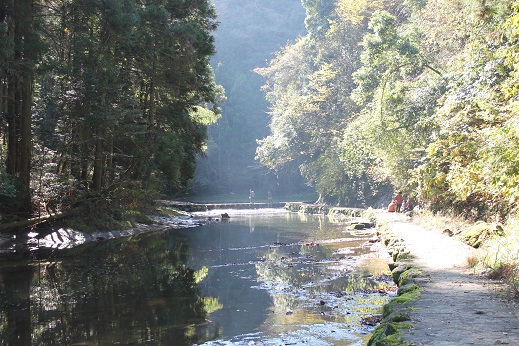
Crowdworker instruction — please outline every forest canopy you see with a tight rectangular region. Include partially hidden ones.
[256,0,519,220]
[0,0,222,218]
[2,0,519,224]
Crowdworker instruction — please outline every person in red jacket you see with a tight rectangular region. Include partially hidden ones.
[394,192,403,212]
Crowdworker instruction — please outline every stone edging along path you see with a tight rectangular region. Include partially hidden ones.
[369,211,519,346]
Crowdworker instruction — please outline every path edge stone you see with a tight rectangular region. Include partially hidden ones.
[367,218,423,346]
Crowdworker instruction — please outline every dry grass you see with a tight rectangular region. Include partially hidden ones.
[466,255,479,268]
[410,209,471,236]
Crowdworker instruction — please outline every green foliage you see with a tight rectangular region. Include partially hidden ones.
[190,106,219,126]
[255,0,519,220]
[154,132,184,183]
[194,266,209,284]
[0,0,224,219]
[200,296,223,315]
[301,0,336,36]
[0,167,16,199]
[403,0,427,12]
[0,0,223,217]
[410,1,519,219]
[255,5,393,206]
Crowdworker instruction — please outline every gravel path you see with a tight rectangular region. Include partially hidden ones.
[380,212,519,345]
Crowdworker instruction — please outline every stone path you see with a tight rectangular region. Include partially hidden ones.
[380,212,519,346]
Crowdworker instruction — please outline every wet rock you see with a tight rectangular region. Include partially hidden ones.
[347,218,375,230]
[361,314,383,326]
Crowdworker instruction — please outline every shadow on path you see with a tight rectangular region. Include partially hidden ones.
[379,212,519,345]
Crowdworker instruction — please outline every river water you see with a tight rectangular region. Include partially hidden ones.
[0,209,393,345]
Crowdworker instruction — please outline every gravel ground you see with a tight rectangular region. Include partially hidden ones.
[379,212,519,346]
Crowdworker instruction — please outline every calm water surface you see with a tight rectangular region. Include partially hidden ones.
[0,209,393,345]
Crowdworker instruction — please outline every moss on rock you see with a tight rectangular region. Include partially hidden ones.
[386,312,411,323]
[397,283,420,296]
[459,221,505,248]
[382,289,421,317]
[391,263,413,284]
[367,321,413,346]
[397,268,422,286]
[369,214,425,346]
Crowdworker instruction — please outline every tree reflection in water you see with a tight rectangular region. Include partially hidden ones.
[0,231,222,345]
[0,210,394,346]
[254,239,392,343]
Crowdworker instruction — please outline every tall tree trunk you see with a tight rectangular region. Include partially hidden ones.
[106,135,114,185]
[92,126,104,192]
[147,56,157,143]
[70,124,82,181]
[6,75,17,176]
[19,68,33,212]
[18,0,35,213]
[4,0,35,214]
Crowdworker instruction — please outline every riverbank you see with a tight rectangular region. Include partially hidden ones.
[372,211,519,345]
[0,202,365,256]
[0,205,209,257]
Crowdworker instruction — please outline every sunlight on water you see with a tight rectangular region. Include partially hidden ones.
[0,209,393,345]
[190,209,394,346]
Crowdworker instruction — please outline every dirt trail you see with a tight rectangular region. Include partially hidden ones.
[379,212,519,345]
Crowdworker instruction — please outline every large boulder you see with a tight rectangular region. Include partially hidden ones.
[459,221,505,248]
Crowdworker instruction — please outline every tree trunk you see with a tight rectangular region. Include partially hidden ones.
[20,60,33,213]
[6,76,17,176]
[92,127,104,192]
[18,0,34,213]
[106,135,114,184]
[3,0,35,214]
[147,56,157,143]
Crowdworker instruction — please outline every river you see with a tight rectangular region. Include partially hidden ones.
[0,208,393,345]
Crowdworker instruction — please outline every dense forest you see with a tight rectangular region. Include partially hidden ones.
[2,0,519,224]
[0,0,222,220]
[255,0,519,220]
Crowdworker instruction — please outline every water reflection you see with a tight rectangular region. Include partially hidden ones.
[0,231,220,345]
[0,209,392,345]
[190,210,393,345]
